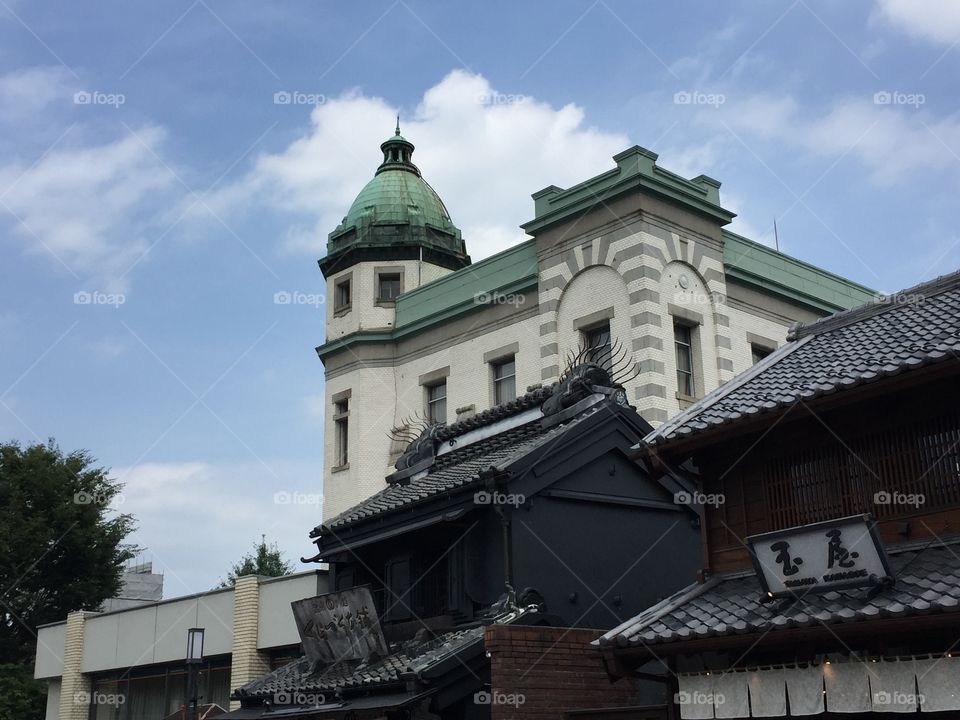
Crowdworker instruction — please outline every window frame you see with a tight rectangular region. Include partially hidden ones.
[374,266,405,306]
[425,381,447,424]
[491,355,517,406]
[332,397,349,470]
[674,321,696,399]
[751,343,774,365]
[581,321,613,372]
[333,274,352,316]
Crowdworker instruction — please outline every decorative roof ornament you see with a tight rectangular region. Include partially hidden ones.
[541,337,639,420]
[388,414,444,483]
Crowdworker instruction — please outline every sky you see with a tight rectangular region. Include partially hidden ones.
[2,0,959,594]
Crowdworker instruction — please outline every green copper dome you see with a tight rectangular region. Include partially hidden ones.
[321,124,470,276]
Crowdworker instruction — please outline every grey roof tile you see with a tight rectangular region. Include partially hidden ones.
[316,393,607,535]
[234,624,485,699]
[647,272,960,445]
[598,541,960,649]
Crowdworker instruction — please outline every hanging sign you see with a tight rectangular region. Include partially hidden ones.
[292,586,389,665]
[747,515,893,598]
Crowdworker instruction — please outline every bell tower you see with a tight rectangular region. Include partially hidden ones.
[318,124,470,520]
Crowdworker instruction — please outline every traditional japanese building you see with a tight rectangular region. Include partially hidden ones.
[226,364,706,718]
[317,127,876,521]
[595,270,960,718]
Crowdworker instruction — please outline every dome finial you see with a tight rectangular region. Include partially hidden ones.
[395,114,401,136]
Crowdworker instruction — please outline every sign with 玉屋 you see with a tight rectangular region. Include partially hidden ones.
[747,515,892,598]
[291,586,388,666]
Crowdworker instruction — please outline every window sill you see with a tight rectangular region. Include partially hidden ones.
[333,305,352,318]
[374,299,396,308]
[331,463,350,473]
[676,391,699,409]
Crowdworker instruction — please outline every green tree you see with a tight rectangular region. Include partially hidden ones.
[218,536,294,587]
[0,440,137,720]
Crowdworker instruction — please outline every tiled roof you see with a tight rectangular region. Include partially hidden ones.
[235,609,530,699]
[598,540,960,649]
[647,270,960,447]
[316,388,600,536]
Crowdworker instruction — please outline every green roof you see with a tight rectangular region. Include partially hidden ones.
[395,239,538,329]
[521,145,735,234]
[722,230,876,313]
[338,168,457,234]
[320,127,468,276]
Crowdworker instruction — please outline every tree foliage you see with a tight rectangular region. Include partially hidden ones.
[218,536,294,587]
[0,441,138,664]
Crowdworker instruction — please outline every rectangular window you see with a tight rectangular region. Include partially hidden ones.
[492,356,516,405]
[334,277,351,311]
[674,322,695,397]
[583,323,612,371]
[377,272,402,302]
[333,399,349,467]
[425,382,447,424]
[751,344,773,364]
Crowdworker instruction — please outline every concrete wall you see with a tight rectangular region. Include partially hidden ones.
[257,571,326,648]
[80,588,234,673]
[35,622,66,679]
[35,571,329,719]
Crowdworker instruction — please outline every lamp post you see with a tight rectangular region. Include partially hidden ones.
[186,628,204,720]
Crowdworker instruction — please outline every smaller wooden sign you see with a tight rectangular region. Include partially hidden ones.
[291,586,389,665]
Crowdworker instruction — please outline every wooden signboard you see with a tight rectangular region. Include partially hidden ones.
[291,586,389,665]
[747,514,893,598]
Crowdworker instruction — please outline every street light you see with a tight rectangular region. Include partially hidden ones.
[186,628,205,720]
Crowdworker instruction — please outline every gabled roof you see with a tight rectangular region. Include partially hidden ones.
[597,538,960,651]
[315,385,630,538]
[646,269,960,448]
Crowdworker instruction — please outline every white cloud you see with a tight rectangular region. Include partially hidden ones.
[112,460,323,594]
[0,66,73,123]
[208,70,629,260]
[0,126,177,289]
[874,0,960,44]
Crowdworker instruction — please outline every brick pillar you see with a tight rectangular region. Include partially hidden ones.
[229,576,270,710]
[58,611,93,720]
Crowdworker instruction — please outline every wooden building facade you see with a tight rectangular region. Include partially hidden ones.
[599,270,960,718]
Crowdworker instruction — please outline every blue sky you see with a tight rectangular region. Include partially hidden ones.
[2,0,959,593]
